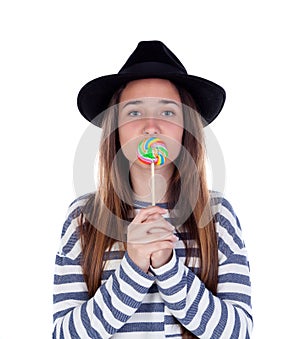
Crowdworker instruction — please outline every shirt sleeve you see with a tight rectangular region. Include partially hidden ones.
[150,198,253,338]
[53,198,155,339]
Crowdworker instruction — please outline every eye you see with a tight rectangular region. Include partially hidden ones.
[161,111,174,117]
[128,111,142,117]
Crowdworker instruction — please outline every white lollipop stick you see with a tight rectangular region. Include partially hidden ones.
[151,162,155,206]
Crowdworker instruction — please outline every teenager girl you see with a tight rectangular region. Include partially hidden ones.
[53,41,252,338]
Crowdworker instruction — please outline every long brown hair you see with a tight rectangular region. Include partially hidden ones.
[79,83,218,338]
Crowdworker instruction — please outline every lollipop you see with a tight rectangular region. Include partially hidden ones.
[137,137,168,166]
[137,137,168,206]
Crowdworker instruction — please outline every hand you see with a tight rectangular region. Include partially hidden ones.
[127,206,177,273]
[150,248,175,269]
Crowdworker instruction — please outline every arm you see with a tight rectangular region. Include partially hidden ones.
[53,199,155,339]
[150,198,253,338]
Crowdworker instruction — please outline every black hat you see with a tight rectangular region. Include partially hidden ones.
[77,41,226,126]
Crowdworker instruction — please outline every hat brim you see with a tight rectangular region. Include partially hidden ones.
[77,72,225,127]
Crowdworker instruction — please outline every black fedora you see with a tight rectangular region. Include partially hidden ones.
[77,41,226,126]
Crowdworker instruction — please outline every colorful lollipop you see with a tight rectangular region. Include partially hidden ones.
[137,137,168,205]
[137,137,168,166]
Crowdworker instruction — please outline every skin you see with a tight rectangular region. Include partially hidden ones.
[118,78,183,272]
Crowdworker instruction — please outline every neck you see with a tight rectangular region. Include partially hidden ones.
[130,161,174,204]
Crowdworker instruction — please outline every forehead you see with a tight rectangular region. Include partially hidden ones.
[119,78,181,103]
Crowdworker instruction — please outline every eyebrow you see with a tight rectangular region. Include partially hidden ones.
[120,99,180,109]
[159,99,180,107]
[121,100,143,109]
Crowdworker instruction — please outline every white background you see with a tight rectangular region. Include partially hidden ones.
[1,1,299,338]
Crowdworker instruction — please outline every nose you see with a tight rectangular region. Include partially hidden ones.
[143,118,160,135]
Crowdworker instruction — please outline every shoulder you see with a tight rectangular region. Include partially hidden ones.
[57,192,95,258]
[61,193,94,236]
[68,192,95,211]
[210,191,247,261]
[210,191,241,229]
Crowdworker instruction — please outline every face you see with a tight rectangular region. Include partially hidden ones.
[118,78,184,166]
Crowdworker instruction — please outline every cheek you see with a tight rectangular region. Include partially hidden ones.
[162,133,183,163]
[170,126,184,145]
[118,126,143,163]
[118,123,137,146]
[168,127,183,160]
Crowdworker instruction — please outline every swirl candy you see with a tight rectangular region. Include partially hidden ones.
[137,137,168,166]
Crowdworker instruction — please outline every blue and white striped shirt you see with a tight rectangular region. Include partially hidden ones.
[53,192,252,338]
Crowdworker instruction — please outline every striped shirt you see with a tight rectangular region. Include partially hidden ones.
[53,192,252,338]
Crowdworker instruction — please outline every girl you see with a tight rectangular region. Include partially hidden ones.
[53,41,252,338]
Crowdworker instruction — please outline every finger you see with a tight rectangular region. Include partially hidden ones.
[144,218,175,232]
[143,213,165,223]
[144,231,175,243]
[148,239,176,251]
[133,206,168,223]
[129,232,178,244]
[128,231,172,244]
[128,219,174,238]
[147,233,178,243]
